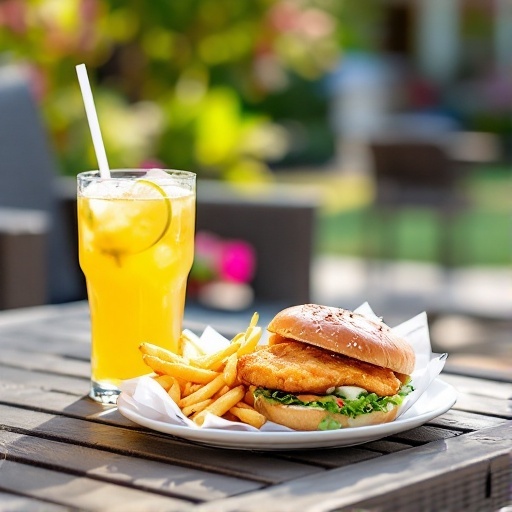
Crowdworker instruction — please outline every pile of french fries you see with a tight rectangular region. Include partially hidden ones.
[139,313,266,429]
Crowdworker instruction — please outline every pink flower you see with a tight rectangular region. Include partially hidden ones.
[219,240,256,283]
[191,231,257,285]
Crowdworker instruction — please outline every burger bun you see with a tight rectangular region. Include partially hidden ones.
[254,395,399,431]
[268,304,415,375]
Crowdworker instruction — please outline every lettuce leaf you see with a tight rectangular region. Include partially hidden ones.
[254,382,414,420]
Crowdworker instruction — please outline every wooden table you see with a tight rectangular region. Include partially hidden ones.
[0,302,510,511]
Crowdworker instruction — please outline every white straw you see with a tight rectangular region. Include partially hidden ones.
[75,64,110,178]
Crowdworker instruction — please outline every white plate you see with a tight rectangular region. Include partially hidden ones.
[117,378,457,451]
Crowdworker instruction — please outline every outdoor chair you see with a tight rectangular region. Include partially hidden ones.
[0,65,84,307]
[367,138,468,267]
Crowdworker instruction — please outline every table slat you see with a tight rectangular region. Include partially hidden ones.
[388,425,462,444]
[0,364,89,396]
[0,460,191,511]
[191,421,512,512]
[0,430,262,501]
[0,331,89,360]
[452,391,512,419]
[0,347,89,378]
[272,447,380,469]
[427,409,508,431]
[441,374,512,400]
[0,386,137,428]
[0,404,323,485]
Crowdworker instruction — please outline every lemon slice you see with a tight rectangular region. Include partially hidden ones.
[88,179,172,257]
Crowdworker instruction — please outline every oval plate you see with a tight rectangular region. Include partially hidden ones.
[117,378,457,451]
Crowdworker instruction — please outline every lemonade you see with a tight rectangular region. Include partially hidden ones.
[77,169,196,403]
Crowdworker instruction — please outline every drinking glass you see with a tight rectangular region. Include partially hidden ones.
[77,169,196,403]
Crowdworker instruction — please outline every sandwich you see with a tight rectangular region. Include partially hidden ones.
[237,304,416,431]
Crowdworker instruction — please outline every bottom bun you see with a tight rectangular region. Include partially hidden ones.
[254,395,399,431]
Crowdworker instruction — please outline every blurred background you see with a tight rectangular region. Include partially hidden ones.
[0,0,510,373]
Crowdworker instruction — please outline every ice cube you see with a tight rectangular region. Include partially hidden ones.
[144,168,171,182]
[81,179,130,199]
[143,169,193,198]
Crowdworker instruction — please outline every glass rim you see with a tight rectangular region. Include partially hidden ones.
[77,169,196,180]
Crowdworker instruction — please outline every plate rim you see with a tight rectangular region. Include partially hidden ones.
[117,377,457,450]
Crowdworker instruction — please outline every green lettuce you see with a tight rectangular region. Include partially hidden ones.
[254,382,414,425]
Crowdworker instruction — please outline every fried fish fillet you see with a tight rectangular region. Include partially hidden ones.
[237,341,401,397]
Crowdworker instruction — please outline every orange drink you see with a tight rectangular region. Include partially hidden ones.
[77,169,196,403]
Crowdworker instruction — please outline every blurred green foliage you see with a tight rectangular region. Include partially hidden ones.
[0,0,343,178]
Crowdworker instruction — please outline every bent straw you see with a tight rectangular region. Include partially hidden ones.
[76,63,110,178]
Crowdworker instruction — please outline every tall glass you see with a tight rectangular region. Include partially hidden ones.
[77,169,196,403]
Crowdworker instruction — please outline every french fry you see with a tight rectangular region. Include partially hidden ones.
[193,385,245,426]
[237,326,262,356]
[222,411,240,422]
[183,382,202,397]
[192,341,241,370]
[168,379,181,404]
[229,406,267,429]
[182,398,213,417]
[212,385,230,399]
[140,342,188,364]
[234,401,253,410]
[140,312,267,429]
[223,353,238,386]
[207,360,227,373]
[231,332,245,344]
[248,312,259,328]
[179,374,226,409]
[153,374,177,391]
[142,355,218,384]
[180,330,207,359]
[154,374,188,394]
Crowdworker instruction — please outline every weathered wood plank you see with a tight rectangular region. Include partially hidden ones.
[0,364,89,396]
[427,409,508,432]
[0,302,86,328]
[0,404,323,484]
[0,430,262,501]
[441,374,512,400]
[361,439,413,453]
[388,425,463,445]
[0,460,191,511]
[452,391,512,419]
[273,447,380,469]
[445,362,512,384]
[192,421,512,512]
[0,347,89,378]
[0,386,136,428]
[0,331,89,360]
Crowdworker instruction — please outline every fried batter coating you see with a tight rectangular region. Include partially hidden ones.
[237,341,401,397]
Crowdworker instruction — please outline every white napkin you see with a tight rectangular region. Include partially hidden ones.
[118,303,447,431]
